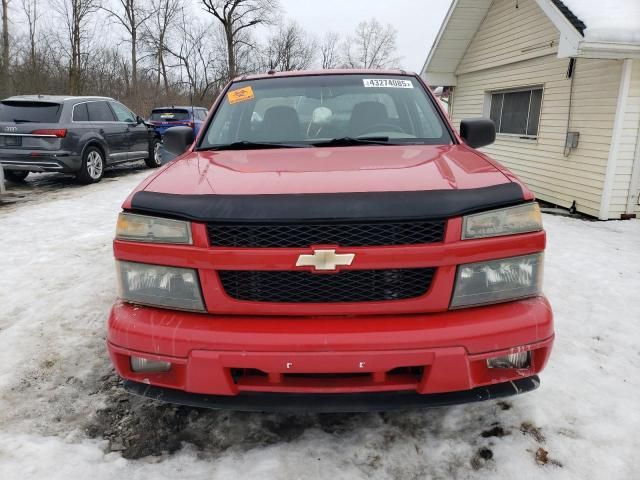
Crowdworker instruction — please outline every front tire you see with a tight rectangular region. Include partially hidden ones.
[145,138,162,168]
[76,147,105,184]
[5,170,29,182]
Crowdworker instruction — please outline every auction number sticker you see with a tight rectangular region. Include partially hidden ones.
[228,86,255,104]
[363,78,414,88]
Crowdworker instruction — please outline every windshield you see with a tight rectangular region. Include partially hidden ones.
[0,101,62,123]
[150,109,190,121]
[198,74,452,149]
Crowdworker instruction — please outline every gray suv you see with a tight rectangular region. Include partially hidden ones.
[0,95,161,183]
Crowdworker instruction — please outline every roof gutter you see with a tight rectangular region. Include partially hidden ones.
[577,42,640,60]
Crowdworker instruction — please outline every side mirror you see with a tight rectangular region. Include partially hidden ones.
[136,115,145,125]
[163,126,194,156]
[460,118,496,149]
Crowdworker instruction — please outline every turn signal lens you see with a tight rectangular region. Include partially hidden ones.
[116,213,192,244]
[462,203,542,240]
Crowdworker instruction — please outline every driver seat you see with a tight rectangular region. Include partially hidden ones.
[257,106,302,142]
[349,101,389,137]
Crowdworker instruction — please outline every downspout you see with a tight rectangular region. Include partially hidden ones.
[563,58,576,157]
[599,59,633,220]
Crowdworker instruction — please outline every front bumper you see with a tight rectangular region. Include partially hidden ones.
[108,296,554,408]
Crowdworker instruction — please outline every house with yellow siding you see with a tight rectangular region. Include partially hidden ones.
[422,0,640,219]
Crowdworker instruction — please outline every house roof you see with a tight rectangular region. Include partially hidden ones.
[560,0,640,44]
[422,0,640,86]
[550,1,585,34]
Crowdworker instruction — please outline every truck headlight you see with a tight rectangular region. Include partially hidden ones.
[462,203,542,240]
[116,261,205,312]
[116,213,192,244]
[451,253,543,308]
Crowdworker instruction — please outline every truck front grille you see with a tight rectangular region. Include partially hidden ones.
[218,268,436,303]
[207,220,445,248]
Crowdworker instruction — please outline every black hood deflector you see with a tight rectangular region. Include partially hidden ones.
[129,183,525,223]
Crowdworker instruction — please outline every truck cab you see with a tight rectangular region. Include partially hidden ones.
[108,70,553,412]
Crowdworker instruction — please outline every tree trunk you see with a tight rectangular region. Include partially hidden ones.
[131,30,137,96]
[1,0,9,95]
[160,54,169,95]
[29,1,37,73]
[225,25,235,79]
[70,13,81,95]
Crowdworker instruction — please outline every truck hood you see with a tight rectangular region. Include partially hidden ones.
[127,144,529,222]
[144,144,511,195]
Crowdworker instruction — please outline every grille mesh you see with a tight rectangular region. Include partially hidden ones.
[207,221,445,248]
[218,268,436,303]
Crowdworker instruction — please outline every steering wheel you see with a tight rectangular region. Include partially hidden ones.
[358,123,405,135]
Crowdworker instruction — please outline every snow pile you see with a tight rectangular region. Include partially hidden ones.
[562,0,640,44]
[1,172,640,479]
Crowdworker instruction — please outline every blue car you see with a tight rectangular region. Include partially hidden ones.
[148,106,208,138]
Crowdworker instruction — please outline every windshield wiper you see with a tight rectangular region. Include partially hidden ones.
[312,136,392,147]
[199,141,311,151]
[13,119,35,123]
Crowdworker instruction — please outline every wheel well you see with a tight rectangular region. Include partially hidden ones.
[83,142,107,164]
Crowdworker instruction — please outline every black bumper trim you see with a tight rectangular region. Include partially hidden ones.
[129,183,525,223]
[123,376,540,413]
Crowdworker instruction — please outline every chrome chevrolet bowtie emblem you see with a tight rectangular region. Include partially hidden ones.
[296,249,355,271]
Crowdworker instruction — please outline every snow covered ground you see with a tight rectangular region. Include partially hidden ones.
[1,169,639,479]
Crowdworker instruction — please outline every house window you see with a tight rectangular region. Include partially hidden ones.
[489,87,542,137]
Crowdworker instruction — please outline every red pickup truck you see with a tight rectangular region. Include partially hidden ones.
[108,70,553,412]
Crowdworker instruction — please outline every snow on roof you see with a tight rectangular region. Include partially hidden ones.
[561,0,640,44]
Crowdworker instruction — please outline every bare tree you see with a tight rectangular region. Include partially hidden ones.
[1,0,361,109]
[201,0,278,80]
[21,0,38,71]
[143,0,180,94]
[165,12,223,103]
[53,0,100,95]
[1,0,9,95]
[319,31,340,69]
[102,0,154,96]
[263,21,315,72]
[343,18,400,69]
[3,1,208,108]
[85,46,128,98]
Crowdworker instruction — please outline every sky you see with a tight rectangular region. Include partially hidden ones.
[277,0,452,72]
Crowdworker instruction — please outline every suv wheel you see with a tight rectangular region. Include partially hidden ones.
[5,170,29,182]
[145,138,162,168]
[77,147,105,184]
